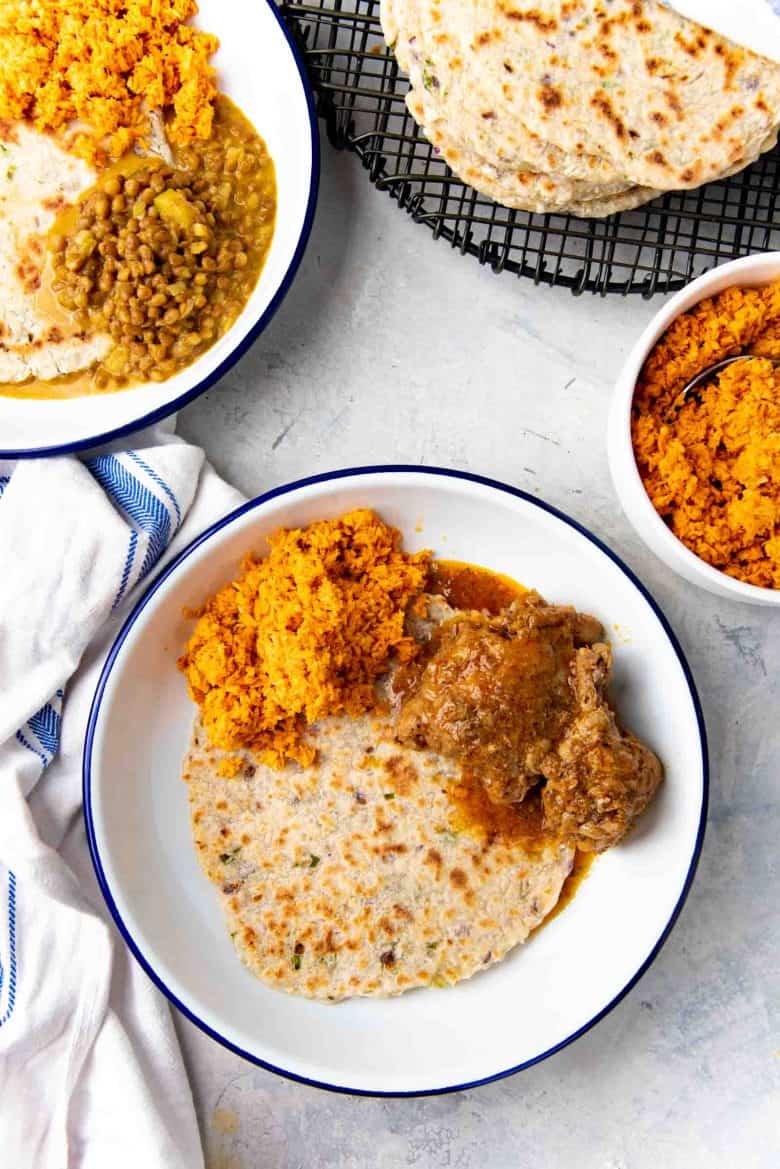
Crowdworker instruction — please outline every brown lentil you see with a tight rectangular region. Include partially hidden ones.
[49,96,276,387]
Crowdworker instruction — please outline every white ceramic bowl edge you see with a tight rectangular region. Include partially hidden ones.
[608,252,780,606]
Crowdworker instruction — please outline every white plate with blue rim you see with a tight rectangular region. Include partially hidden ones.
[83,467,708,1096]
[0,0,318,459]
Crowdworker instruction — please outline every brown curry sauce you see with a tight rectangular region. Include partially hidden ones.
[418,559,594,908]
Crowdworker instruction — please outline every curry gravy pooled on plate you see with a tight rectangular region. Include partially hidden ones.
[178,511,663,1000]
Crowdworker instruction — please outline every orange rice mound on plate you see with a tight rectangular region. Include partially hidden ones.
[178,509,430,769]
[633,280,780,589]
[0,0,218,163]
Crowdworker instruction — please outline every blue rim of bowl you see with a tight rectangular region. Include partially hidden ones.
[0,0,320,460]
[83,465,709,1097]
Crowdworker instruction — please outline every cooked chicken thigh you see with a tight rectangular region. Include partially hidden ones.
[395,592,602,804]
[540,645,663,853]
[395,591,662,853]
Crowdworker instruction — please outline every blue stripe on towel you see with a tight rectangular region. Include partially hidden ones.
[18,687,64,768]
[16,728,47,767]
[86,453,172,581]
[0,872,18,1028]
[27,701,62,759]
[113,528,138,610]
[126,450,181,525]
[0,476,10,498]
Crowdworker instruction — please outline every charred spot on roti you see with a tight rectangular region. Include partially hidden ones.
[713,42,744,91]
[663,88,685,119]
[500,5,558,34]
[673,29,710,58]
[382,753,418,795]
[538,82,563,112]
[15,254,42,293]
[41,194,67,213]
[589,92,628,140]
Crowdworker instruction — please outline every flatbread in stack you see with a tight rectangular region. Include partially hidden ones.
[381,0,780,217]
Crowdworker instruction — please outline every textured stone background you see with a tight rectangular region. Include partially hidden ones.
[176,148,780,1169]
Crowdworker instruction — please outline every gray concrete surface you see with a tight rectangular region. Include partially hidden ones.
[175,145,780,1169]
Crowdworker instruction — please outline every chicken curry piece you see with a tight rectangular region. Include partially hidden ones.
[395,589,662,854]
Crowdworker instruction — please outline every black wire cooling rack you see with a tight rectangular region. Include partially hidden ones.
[280,0,780,296]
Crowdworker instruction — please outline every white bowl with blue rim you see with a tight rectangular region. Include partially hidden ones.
[0,0,318,459]
[84,467,707,1096]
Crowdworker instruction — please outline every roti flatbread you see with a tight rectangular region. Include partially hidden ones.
[183,708,573,1001]
[383,0,780,216]
[389,0,639,189]
[406,90,660,216]
[0,123,111,383]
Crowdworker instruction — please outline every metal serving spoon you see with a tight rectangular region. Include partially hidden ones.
[678,353,780,403]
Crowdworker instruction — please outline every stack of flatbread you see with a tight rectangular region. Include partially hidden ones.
[380,0,780,217]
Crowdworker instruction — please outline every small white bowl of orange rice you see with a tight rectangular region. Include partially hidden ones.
[608,252,780,607]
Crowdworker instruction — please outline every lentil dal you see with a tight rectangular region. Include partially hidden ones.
[46,96,276,391]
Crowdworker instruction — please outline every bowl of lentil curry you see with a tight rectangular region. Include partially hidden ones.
[609,253,780,606]
[0,0,318,456]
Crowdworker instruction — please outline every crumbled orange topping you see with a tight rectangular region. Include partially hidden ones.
[178,510,430,768]
[0,0,219,164]
[216,755,244,779]
[633,280,780,589]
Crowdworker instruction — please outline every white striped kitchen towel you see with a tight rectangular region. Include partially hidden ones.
[0,429,243,1169]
